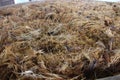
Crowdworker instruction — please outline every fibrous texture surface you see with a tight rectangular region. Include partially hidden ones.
[0,0,120,80]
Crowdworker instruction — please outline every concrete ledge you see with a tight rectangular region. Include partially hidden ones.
[97,75,120,80]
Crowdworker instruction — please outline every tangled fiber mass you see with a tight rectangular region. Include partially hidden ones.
[0,0,120,80]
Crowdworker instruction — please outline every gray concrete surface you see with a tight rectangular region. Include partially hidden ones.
[97,75,120,80]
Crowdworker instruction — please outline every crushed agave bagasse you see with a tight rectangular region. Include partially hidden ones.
[0,0,120,80]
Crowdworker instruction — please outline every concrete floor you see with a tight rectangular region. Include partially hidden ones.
[97,75,120,80]
[97,0,119,2]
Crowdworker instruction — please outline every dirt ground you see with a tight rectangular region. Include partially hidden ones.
[0,0,120,80]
